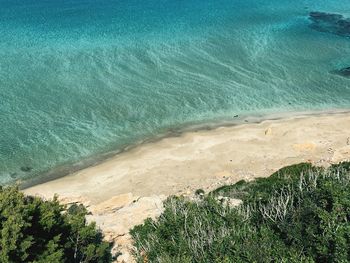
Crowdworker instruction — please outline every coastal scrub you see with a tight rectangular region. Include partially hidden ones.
[131,162,350,262]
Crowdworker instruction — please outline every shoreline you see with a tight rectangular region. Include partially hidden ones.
[22,110,350,262]
[23,110,350,204]
[20,108,350,189]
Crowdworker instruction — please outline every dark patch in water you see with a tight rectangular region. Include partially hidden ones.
[332,67,350,78]
[20,166,33,172]
[309,11,350,37]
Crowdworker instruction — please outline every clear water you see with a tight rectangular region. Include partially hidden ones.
[1,0,350,184]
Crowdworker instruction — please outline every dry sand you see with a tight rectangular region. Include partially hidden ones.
[23,112,350,262]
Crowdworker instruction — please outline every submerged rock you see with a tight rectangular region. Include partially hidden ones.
[309,11,350,37]
[20,166,33,172]
[10,172,18,179]
[332,67,350,78]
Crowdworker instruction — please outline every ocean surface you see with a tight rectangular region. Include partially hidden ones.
[1,0,350,185]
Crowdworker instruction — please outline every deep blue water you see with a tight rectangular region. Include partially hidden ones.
[0,0,350,184]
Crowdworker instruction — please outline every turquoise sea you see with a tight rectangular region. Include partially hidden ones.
[1,0,350,185]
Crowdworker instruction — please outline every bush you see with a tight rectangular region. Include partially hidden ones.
[0,187,112,263]
[131,162,350,263]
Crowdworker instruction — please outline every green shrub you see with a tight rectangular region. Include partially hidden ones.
[131,162,350,263]
[0,187,112,263]
[211,163,316,202]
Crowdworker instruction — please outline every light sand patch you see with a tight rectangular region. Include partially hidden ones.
[90,193,137,215]
[293,142,317,152]
[214,170,233,178]
[332,145,350,163]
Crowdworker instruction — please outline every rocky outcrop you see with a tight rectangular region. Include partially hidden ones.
[55,193,165,262]
[87,194,165,263]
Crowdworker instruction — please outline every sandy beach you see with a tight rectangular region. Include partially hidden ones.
[23,112,350,262]
[24,112,350,202]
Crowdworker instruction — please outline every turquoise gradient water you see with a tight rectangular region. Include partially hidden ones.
[1,0,350,184]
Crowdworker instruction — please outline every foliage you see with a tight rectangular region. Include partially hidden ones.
[0,187,112,263]
[131,162,350,263]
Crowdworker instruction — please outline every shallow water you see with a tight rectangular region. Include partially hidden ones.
[0,0,350,184]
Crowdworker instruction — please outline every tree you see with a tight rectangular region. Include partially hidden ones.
[0,186,112,263]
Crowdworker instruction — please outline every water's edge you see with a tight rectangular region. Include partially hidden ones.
[20,108,350,189]
[2,0,350,185]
